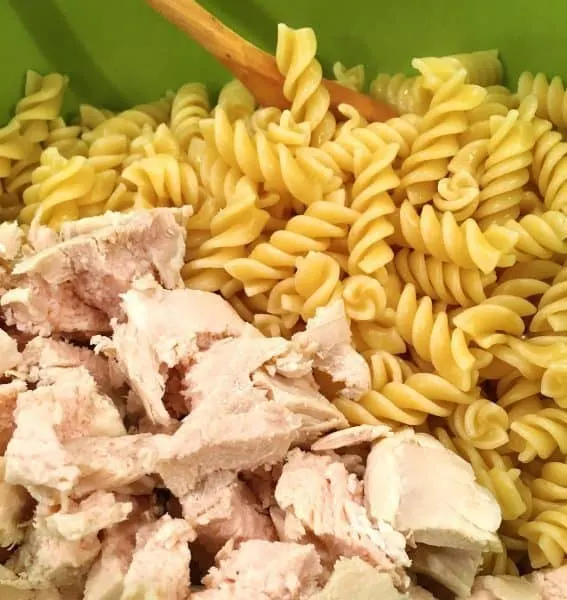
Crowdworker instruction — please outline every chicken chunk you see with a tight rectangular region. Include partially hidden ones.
[158,403,301,497]
[0,328,21,376]
[2,208,187,336]
[18,336,123,395]
[98,280,248,425]
[6,522,100,589]
[365,431,501,552]
[44,491,133,541]
[0,458,32,547]
[274,449,409,588]
[202,539,323,600]
[410,545,482,597]
[180,470,275,555]
[121,515,192,600]
[311,556,406,600]
[292,301,371,400]
[83,520,138,600]
[311,424,391,452]
[530,564,567,600]
[0,379,26,454]
[464,575,540,600]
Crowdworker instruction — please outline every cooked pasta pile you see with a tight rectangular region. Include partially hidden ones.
[1,23,567,575]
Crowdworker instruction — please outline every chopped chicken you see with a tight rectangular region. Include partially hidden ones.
[83,519,139,600]
[409,587,438,600]
[2,208,187,336]
[0,327,21,375]
[292,301,371,400]
[274,449,409,589]
[252,370,348,443]
[44,491,132,541]
[6,521,100,589]
[180,470,276,555]
[242,465,282,510]
[365,430,501,552]
[463,575,540,599]
[97,280,249,425]
[0,222,23,261]
[530,564,567,600]
[64,433,170,498]
[158,403,301,497]
[311,424,391,452]
[411,544,482,597]
[311,556,406,600]
[0,380,26,453]
[18,336,124,395]
[201,539,323,600]
[0,458,32,547]
[121,515,192,600]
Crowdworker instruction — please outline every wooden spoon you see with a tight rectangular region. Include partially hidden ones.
[145,0,397,122]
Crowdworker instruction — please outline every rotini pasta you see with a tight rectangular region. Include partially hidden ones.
[333,62,365,92]
[216,79,256,122]
[276,24,336,145]
[519,505,567,568]
[14,70,68,143]
[171,82,210,151]
[393,247,494,307]
[448,399,510,450]
[530,462,567,516]
[509,408,567,462]
[369,73,431,116]
[517,72,567,133]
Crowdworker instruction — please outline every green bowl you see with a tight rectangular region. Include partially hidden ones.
[1,0,566,123]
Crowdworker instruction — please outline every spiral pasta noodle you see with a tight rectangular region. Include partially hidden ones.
[216,79,256,122]
[170,82,210,151]
[393,247,494,307]
[276,23,336,145]
[530,462,567,516]
[519,505,567,568]
[14,70,68,143]
[448,399,510,450]
[0,120,35,178]
[369,73,431,116]
[45,118,88,159]
[509,408,567,462]
[517,72,567,133]
[333,62,365,92]
[398,59,487,205]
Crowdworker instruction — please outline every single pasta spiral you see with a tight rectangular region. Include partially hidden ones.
[509,408,567,462]
[289,251,343,320]
[530,462,567,516]
[393,247,495,307]
[4,146,42,196]
[398,60,487,205]
[432,170,480,221]
[531,116,567,212]
[392,202,518,274]
[369,73,432,116]
[504,210,567,260]
[14,70,68,143]
[452,295,536,349]
[347,143,400,275]
[45,118,88,159]
[357,371,476,426]
[182,182,269,293]
[121,154,200,208]
[333,62,365,92]
[451,50,503,87]
[276,23,335,145]
[0,120,35,177]
[366,350,416,389]
[517,72,567,133]
[126,123,182,166]
[86,134,129,174]
[394,283,477,391]
[475,109,536,228]
[130,93,174,124]
[531,279,567,333]
[341,274,388,321]
[225,197,358,296]
[82,107,158,143]
[496,371,545,422]
[171,82,210,151]
[20,147,96,228]
[519,505,567,568]
[216,79,256,122]
[448,399,510,450]
[79,104,114,131]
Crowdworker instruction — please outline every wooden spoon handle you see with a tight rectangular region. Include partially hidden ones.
[146,0,397,121]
